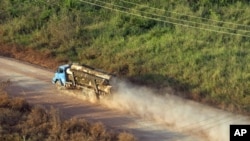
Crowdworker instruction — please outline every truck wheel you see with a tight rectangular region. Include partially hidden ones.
[56,81,63,90]
[99,92,112,100]
[98,92,105,99]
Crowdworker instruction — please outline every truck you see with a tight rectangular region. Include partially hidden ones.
[52,63,113,99]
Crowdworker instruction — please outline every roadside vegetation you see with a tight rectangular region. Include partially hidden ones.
[0,0,249,114]
[0,81,136,141]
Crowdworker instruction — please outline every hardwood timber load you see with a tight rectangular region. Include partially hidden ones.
[52,63,113,99]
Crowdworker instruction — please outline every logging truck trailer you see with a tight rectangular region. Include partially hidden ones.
[52,64,113,99]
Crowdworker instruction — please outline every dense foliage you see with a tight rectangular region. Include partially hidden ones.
[0,0,250,114]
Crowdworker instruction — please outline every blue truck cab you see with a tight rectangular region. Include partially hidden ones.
[52,64,70,86]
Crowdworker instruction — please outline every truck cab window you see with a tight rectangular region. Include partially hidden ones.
[57,68,64,73]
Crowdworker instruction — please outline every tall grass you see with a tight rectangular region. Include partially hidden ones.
[0,0,250,114]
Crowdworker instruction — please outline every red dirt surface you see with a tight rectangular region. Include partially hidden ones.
[0,43,59,69]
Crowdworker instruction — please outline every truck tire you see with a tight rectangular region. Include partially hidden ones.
[56,81,63,90]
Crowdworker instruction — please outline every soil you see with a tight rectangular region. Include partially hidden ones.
[0,56,203,141]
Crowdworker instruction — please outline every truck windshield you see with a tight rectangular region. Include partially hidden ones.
[57,68,64,73]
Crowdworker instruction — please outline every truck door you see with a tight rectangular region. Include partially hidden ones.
[53,67,66,86]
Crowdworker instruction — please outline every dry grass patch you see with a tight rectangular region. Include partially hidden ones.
[0,82,137,141]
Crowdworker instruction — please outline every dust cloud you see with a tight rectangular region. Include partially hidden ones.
[102,79,250,141]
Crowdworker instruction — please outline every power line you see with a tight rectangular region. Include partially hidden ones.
[79,0,250,38]
[96,0,250,34]
[121,0,250,29]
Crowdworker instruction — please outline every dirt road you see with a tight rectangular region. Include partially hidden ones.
[0,56,249,141]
